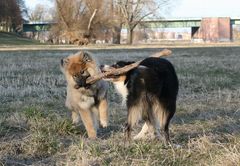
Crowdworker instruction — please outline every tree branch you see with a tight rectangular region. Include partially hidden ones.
[56,0,70,29]
[87,9,97,31]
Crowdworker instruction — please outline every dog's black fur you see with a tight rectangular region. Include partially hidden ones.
[104,57,179,143]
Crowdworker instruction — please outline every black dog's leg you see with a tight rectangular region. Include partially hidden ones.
[160,102,176,145]
[124,123,131,140]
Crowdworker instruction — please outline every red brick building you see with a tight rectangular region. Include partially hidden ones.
[192,17,231,42]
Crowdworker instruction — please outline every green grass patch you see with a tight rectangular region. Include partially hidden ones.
[0,32,42,45]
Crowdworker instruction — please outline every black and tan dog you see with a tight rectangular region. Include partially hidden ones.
[60,51,108,139]
[101,57,179,143]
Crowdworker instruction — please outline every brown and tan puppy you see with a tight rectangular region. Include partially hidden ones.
[60,51,108,139]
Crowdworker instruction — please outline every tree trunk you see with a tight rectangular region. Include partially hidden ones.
[112,24,122,44]
[127,28,134,44]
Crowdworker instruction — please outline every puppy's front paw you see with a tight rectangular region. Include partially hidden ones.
[71,112,80,124]
[100,120,108,128]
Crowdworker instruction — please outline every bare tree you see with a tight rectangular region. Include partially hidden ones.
[52,0,115,44]
[17,0,28,19]
[28,4,45,22]
[51,0,170,44]
[0,0,22,32]
[27,4,54,22]
[54,0,88,43]
[108,0,124,44]
[116,0,170,44]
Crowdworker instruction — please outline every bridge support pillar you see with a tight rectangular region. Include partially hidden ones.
[192,17,231,42]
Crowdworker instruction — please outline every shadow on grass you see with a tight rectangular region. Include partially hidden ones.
[2,156,54,166]
[98,124,123,139]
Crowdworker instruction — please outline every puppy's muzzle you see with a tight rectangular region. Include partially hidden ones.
[74,75,90,89]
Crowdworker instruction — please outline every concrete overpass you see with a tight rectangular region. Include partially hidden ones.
[22,22,56,32]
[22,18,240,42]
[141,17,240,28]
[139,17,240,42]
[23,18,240,32]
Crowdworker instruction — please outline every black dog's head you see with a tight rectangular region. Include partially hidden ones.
[100,61,135,71]
[111,61,134,68]
[100,61,134,82]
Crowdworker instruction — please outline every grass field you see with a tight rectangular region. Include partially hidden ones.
[0,32,41,45]
[0,47,240,165]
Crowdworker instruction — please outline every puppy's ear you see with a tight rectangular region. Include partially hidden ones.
[79,51,92,62]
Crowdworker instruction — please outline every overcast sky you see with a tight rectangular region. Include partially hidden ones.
[170,0,240,18]
[25,0,53,9]
[24,0,240,18]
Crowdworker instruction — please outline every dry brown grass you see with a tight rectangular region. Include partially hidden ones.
[0,47,240,165]
[1,41,240,52]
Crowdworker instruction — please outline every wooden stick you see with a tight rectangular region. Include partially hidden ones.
[86,49,172,84]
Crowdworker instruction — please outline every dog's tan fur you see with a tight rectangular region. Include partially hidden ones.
[61,51,108,139]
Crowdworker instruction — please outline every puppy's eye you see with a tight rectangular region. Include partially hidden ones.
[73,75,77,79]
[80,70,84,74]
